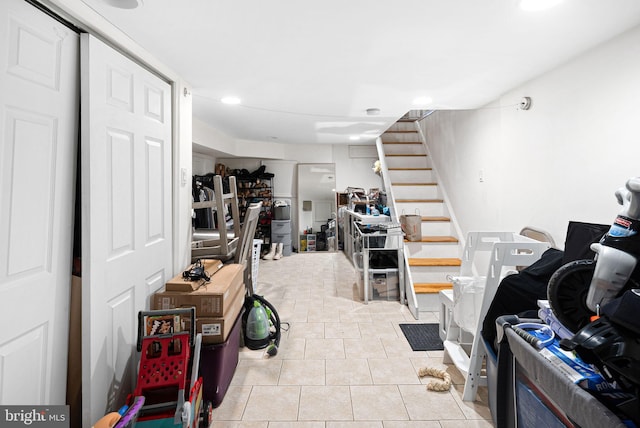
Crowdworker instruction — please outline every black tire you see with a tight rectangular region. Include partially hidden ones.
[200,400,213,427]
[547,259,597,334]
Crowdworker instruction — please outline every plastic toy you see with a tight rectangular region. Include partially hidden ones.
[548,177,640,332]
[132,308,212,428]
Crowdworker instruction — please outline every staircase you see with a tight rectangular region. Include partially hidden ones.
[379,120,462,315]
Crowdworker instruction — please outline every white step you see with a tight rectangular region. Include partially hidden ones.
[383,144,425,155]
[396,201,447,217]
[392,185,440,199]
[382,132,419,142]
[416,293,443,312]
[385,122,417,133]
[419,221,454,236]
[409,266,460,283]
[404,242,460,259]
[385,156,430,169]
[388,169,434,182]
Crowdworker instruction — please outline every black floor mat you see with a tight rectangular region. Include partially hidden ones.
[399,323,444,351]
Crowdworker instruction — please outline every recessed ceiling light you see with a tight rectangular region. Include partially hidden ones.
[100,0,142,9]
[412,96,433,106]
[519,0,563,11]
[221,96,241,105]
[349,136,361,141]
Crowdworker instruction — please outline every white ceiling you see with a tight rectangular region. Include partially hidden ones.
[81,0,640,146]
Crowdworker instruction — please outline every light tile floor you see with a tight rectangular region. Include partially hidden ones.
[211,251,494,427]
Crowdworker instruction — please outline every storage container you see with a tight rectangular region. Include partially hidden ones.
[199,308,243,407]
[274,205,290,220]
[271,219,291,234]
[358,268,399,301]
[369,268,399,300]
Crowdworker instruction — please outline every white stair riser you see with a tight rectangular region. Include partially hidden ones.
[382,133,418,142]
[385,156,430,169]
[420,221,454,236]
[383,145,425,155]
[392,185,440,199]
[388,169,434,182]
[385,122,417,133]
[416,293,442,312]
[396,202,447,216]
[409,266,460,283]
[381,134,419,143]
[404,243,460,258]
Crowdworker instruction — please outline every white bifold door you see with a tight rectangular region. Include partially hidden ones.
[81,34,172,426]
[0,0,79,405]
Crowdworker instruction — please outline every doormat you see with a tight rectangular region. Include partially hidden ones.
[399,323,444,351]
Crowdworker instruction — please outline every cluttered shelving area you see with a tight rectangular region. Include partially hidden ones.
[191,165,276,260]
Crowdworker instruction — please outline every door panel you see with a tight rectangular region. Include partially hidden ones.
[81,34,172,426]
[0,0,78,405]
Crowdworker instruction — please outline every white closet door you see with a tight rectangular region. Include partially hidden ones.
[0,0,78,405]
[81,34,172,425]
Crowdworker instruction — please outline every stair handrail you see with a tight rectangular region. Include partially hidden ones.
[375,135,418,316]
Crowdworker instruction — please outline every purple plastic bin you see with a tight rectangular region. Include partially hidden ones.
[199,309,243,408]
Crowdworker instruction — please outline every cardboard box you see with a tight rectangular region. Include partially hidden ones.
[152,264,245,317]
[166,259,224,292]
[192,285,245,344]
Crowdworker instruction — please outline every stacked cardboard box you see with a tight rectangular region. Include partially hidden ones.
[152,261,245,344]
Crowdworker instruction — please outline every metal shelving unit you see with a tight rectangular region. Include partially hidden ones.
[343,210,405,304]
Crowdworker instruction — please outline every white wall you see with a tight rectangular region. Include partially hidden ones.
[333,144,384,192]
[192,153,216,176]
[422,25,640,247]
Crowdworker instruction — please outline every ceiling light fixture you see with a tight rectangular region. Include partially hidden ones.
[349,136,361,141]
[519,0,563,11]
[221,96,241,105]
[100,0,142,9]
[412,96,433,106]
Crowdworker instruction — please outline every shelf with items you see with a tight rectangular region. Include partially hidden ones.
[305,234,317,251]
[235,176,273,246]
[343,209,404,304]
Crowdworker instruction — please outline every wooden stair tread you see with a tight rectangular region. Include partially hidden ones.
[392,182,437,186]
[422,216,450,222]
[405,236,458,243]
[408,257,461,267]
[382,141,422,144]
[414,283,453,293]
[396,198,443,203]
[385,153,427,157]
[383,130,418,133]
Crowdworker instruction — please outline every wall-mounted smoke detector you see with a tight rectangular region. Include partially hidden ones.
[519,97,532,110]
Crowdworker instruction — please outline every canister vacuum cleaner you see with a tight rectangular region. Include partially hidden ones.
[242,293,281,357]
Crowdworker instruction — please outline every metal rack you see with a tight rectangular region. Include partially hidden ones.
[344,210,405,304]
